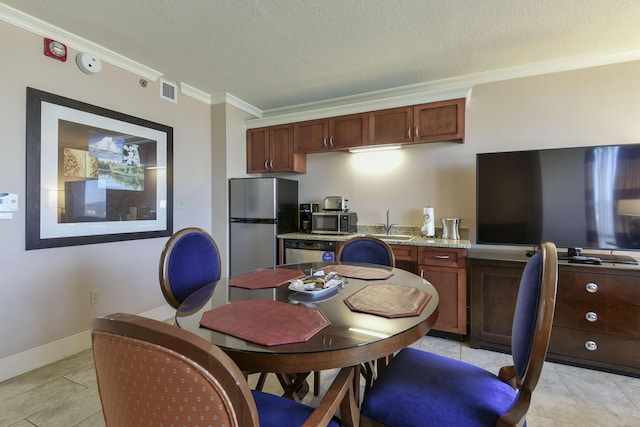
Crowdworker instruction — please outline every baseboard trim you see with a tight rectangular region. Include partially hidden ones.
[0,305,175,382]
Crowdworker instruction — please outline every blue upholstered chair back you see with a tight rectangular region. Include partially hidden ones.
[159,227,222,308]
[512,250,543,379]
[338,236,395,267]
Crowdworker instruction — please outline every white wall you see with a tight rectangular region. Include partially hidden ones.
[0,21,213,380]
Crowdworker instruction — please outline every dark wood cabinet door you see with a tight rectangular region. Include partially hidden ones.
[421,265,467,334]
[369,106,413,144]
[270,124,293,171]
[293,119,328,153]
[328,113,369,149]
[469,261,523,350]
[246,127,270,173]
[413,98,465,143]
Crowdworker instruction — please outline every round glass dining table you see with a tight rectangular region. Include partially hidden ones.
[174,261,439,375]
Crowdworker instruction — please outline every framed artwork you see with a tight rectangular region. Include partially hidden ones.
[26,87,173,249]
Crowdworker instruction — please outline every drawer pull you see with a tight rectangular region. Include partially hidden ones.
[585,282,598,293]
[434,255,450,259]
[585,340,598,351]
[585,311,598,322]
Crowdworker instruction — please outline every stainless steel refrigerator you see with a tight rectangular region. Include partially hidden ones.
[229,177,298,276]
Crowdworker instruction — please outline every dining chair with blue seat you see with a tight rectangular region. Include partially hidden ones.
[360,241,558,427]
[159,227,222,309]
[92,313,359,427]
[338,235,396,267]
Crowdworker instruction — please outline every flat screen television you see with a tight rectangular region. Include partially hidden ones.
[476,143,640,263]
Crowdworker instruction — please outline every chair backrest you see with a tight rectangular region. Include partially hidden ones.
[92,313,260,427]
[499,241,558,425]
[159,227,222,308]
[337,235,396,267]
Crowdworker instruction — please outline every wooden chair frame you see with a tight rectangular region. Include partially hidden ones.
[92,313,359,427]
[361,242,557,427]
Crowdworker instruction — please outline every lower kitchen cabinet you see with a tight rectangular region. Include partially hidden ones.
[418,247,467,335]
[469,255,640,377]
[389,244,417,274]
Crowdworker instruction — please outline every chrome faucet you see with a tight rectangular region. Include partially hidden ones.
[384,208,396,235]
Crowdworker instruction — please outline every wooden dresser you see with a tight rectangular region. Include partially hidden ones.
[469,250,640,377]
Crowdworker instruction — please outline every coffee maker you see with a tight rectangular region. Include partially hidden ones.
[299,203,319,232]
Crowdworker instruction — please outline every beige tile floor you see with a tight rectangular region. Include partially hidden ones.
[1,334,639,426]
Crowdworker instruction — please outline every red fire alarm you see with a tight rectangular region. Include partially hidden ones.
[44,38,67,62]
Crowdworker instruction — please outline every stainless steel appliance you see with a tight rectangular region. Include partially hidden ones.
[284,239,336,263]
[323,196,347,211]
[312,211,358,234]
[441,217,461,240]
[229,177,298,276]
[299,202,319,233]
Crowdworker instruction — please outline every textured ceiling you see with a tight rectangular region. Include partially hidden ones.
[3,0,640,113]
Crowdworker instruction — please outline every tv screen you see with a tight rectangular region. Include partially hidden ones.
[476,143,640,256]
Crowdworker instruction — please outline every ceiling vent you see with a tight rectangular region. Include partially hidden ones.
[160,79,178,103]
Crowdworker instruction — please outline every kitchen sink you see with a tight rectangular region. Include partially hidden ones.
[367,234,416,241]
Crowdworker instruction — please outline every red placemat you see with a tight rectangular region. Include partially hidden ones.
[200,299,330,346]
[325,264,394,280]
[229,269,305,289]
[344,284,431,318]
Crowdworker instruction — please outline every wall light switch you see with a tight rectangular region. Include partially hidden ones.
[0,193,18,212]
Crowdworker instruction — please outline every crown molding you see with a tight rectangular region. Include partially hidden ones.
[247,46,640,128]
[211,92,262,118]
[180,82,211,104]
[0,3,163,82]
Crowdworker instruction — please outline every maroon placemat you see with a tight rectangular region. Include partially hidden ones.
[229,269,305,289]
[325,264,394,280]
[344,284,432,318]
[199,299,330,346]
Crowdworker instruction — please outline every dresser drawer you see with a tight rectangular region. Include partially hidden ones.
[549,327,640,368]
[558,269,640,306]
[554,299,640,334]
[418,247,466,268]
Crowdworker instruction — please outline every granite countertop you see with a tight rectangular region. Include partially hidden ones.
[278,225,471,249]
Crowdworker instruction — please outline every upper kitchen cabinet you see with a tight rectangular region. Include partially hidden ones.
[369,106,414,144]
[294,113,369,153]
[247,125,306,174]
[412,98,465,144]
[293,118,328,153]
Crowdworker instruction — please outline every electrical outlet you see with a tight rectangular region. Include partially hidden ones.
[90,289,101,305]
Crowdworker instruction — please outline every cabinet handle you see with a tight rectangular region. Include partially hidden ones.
[585,340,598,351]
[407,127,412,139]
[434,255,450,259]
[414,126,419,138]
[585,282,598,293]
[269,160,273,169]
[329,136,334,147]
[323,137,327,148]
[585,311,598,322]
[420,270,424,279]
[264,160,269,169]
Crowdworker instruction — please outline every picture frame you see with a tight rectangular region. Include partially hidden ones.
[26,87,173,250]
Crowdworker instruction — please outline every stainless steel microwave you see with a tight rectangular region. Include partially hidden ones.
[311,212,358,234]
